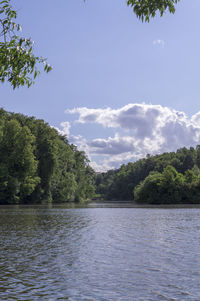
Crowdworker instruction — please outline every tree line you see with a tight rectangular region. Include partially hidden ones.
[0,109,95,204]
[2,108,199,205]
[95,146,200,204]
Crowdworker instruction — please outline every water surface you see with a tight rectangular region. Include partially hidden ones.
[0,204,200,300]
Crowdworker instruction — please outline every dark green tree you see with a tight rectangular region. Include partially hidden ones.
[72,146,95,202]
[96,146,200,202]
[51,138,77,202]
[0,109,96,204]
[0,119,39,203]
[33,122,58,201]
[134,165,184,204]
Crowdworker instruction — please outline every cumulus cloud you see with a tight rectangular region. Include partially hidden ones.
[70,134,91,155]
[153,39,165,47]
[89,134,136,155]
[67,104,168,136]
[53,121,71,138]
[191,112,200,127]
[63,103,200,171]
[60,121,71,137]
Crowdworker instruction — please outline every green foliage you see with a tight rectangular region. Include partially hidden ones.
[0,109,95,204]
[134,171,165,204]
[127,0,180,22]
[134,166,184,204]
[134,164,200,204]
[96,146,200,204]
[51,138,77,202]
[0,0,52,88]
[72,146,95,202]
[0,119,40,203]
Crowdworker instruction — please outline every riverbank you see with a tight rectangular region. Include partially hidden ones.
[1,201,200,209]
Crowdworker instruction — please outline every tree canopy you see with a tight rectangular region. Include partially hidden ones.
[95,146,200,204]
[0,0,52,88]
[127,0,180,22]
[0,109,95,204]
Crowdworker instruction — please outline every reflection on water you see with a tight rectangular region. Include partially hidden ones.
[0,204,200,300]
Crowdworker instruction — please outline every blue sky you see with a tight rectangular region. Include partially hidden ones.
[1,0,200,170]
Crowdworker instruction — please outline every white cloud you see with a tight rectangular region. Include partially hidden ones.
[53,121,71,138]
[89,134,136,155]
[67,104,168,135]
[191,112,200,127]
[89,160,115,173]
[60,121,71,137]
[70,134,91,155]
[62,103,200,171]
[153,39,165,48]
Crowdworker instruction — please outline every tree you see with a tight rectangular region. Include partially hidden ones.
[0,119,40,203]
[127,0,180,22]
[0,109,96,204]
[72,146,95,202]
[33,122,58,201]
[51,138,77,202]
[134,165,184,204]
[0,0,52,88]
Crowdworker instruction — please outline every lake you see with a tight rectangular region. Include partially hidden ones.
[0,203,200,300]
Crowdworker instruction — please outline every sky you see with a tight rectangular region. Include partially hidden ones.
[1,0,200,171]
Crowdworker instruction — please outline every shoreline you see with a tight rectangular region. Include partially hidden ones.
[1,201,200,209]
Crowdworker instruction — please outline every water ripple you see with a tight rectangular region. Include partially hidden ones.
[0,207,200,300]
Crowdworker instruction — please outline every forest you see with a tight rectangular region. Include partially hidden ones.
[0,109,95,204]
[96,146,200,204]
[1,109,200,205]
